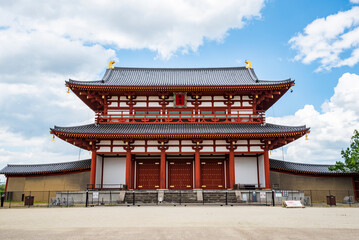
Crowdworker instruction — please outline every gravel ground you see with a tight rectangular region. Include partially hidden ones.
[0,206,358,239]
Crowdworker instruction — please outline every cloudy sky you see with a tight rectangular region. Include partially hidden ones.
[1,0,359,182]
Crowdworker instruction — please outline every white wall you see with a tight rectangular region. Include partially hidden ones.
[258,154,265,188]
[95,156,126,185]
[235,156,258,186]
[95,155,102,185]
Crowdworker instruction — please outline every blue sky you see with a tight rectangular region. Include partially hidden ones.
[1,0,359,182]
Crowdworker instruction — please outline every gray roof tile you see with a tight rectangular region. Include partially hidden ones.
[269,159,346,174]
[67,67,292,87]
[0,159,91,175]
[52,123,308,135]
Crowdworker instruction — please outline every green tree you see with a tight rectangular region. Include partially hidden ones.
[329,130,359,173]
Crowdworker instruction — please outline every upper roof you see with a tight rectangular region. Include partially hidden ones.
[52,123,308,136]
[0,159,91,175]
[269,159,353,175]
[67,67,293,87]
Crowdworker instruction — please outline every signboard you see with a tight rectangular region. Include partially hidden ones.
[93,191,99,199]
[275,190,282,197]
[283,200,304,208]
[260,192,266,199]
[173,92,187,108]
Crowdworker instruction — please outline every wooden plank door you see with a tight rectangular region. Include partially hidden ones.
[168,160,193,190]
[136,160,160,190]
[200,160,225,189]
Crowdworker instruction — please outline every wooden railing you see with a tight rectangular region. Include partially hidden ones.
[95,112,265,124]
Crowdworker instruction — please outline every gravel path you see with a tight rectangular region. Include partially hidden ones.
[1,206,358,239]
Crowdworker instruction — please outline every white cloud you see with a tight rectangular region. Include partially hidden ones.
[268,73,359,164]
[0,1,266,183]
[0,0,265,60]
[289,6,359,71]
[350,0,359,4]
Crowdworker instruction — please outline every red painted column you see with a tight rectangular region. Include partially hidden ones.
[90,150,97,189]
[195,149,201,188]
[125,150,132,188]
[264,150,271,189]
[160,149,166,189]
[229,148,235,189]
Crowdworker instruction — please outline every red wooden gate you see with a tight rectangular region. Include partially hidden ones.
[136,160,160,189]
[200,159,225,189]
[168,160,193,189]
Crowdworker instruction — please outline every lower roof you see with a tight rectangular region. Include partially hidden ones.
[269,159,354,176]
[0,159,91,175]
[52,123,308,136]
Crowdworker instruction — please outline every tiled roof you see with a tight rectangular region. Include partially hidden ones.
[0,159,91,175]
[67,67,292,87]
[269,159,351,175]
[52,123,308,135]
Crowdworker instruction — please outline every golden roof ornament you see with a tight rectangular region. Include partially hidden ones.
[108,60,115,69]
[245,60,252,69]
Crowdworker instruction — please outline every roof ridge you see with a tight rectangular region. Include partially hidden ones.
[111,66,248,71]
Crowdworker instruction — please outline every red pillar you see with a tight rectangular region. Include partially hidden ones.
[125,150,131,188]
[195,150,201,188]
[160,149,166,189]
[90,150,97,189]
[229,148,235,189]
[264,150,271,189]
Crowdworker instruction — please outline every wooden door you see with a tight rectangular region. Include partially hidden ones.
[168,160,193,189]
[136,160,160,189]
[200,160,225,189]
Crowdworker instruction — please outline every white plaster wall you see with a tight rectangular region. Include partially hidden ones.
[119,102,128,107]
[95,155,102,185]
[213,96,225,100]
[258,154,265,188]
[232,101,241,107]
[215,146,229,152]
[134,102,146,107]
[102,157,126,184]
[167,147,180,152]
[250,146,264,152]
[108,102,118,107]
[202,146,214,152]
[235,156,258,185]
[200,102,212,107]
[132,147,145,153]
[148,102,161,107]
[182,147,195,152]
[98,146,111,152]
[109,96,118,100]
[134,140,145,145]
[99,140,111,145]
[149,96,159,100]
[234,146,248,152]
[213,102,226,107]
[147,147,160,152]
[201,96,211,100]
[112,147,126,153]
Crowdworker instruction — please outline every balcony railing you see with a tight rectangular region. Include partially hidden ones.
[95,111,265,124]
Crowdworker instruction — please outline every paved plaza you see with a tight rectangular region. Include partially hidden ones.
[1,206,358,239]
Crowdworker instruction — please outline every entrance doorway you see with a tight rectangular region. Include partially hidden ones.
[136,159,160,189]
[200,159,225,189]
[168,160,193,189]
